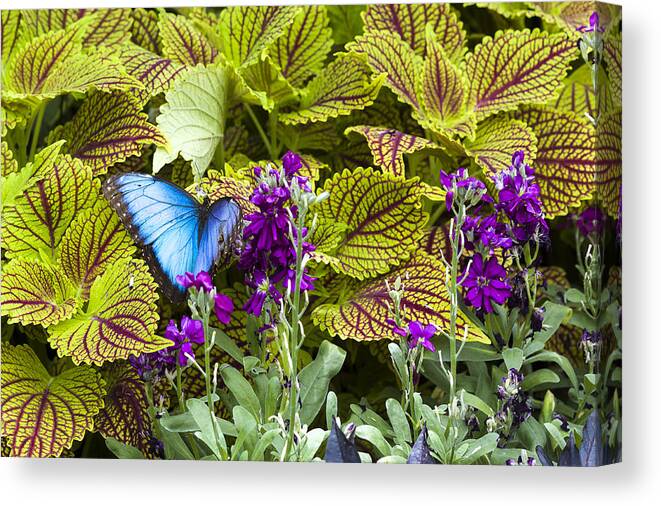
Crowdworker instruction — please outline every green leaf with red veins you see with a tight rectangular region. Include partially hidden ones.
[1,260,80,327]
[219,5,300,68]
[362,3,466,60]
[51,91,166,176]
[316,166,427,279]
[345,125,440,178]
[3,154,98,260]
[596,110,622,218]
[129,8,161,53]
[48,258,170,366]
[272,5,333,88]
[465,29,576,120]
[347,31,422,110]
[280,53,384,126]
[158,11,218,66]
[118,44,186,105]
[465,117,538,175]
[313,252,488,343]
[1,10,26,67]
[59,199,136,299]
[95,362,154,457]
[511,106,596,218]
[1,345,105,458]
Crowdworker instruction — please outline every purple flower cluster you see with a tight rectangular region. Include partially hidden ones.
[439,167,492,212]
[493,151,549,244]
[239,151,316,317]
[495,368,532,429]
[463,256,511,314]
[575,206,606,237]
[164,316,205,366]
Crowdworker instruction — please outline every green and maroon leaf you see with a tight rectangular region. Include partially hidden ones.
[52,92,166,176]
[415,29,474,137]
[194,169,257,216]
[118,44,186,104]
[272,5,333,88]
[344,125,439,178]
[596,110,621,218]
[1,141,18,176]
[347,31,421,110]
[158,11,218,66]
[3,154,98,260]
[551,65,596,118]
[1,344,105,458]
[465,117,538,175]
[130,8,161,53]
[312,252,488,343]
[317,166,427,279]
[465,29,576,119]
[1,10,26,66]
[362,3,466,60]
[604,33,622,105]
[1,259,80,327]
[59,199,136,299]
[280,53,384,125]
[95,362,153,456]
[48,258,169,366]
[512,106,595,218]
[240,54,297,110]
[419,225,452,262]
[219,5,300,68]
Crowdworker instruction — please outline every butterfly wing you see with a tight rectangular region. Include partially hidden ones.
[195,197,243,274]
[103,173,202,301]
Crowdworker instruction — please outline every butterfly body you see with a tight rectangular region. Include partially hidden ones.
[103,173,242,302]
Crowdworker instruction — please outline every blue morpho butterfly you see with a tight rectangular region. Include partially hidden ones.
[103,173,242,302]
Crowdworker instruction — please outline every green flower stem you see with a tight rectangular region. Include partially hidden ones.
[175,358,184,414]
[27,103,46,163]
[448,206,465,404]
[283,210,305,461]
[269,107,279,158]
[244,103,275,159]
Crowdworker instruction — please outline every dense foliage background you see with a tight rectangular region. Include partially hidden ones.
[0,2,621,464]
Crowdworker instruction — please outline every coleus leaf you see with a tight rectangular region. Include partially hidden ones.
[241,54,297,111]
[280,53,384,126]
[511,106,595,218]
[596,111,621,218]
[347,31,421,110]
[48,258,170,366]
[531,2,621,38]
[465,29,576,119]
[153,62,264,178]
[95,362,153,457]
[2,153,98,260]
[118,44,186,105]
[4,20,139,101]
[1,10,26,66]
[219,5,300,68]
[59,199,136,299]
[604,34,622,105]
[551,65,596,118]
[20,8,133,49]
[129,8,161,53]
[362,3,466,60]
[193,169,258,217]
[1,344,105,458]
[312,251,489,343]
[465,117,538,175]
[415,28,475,137]
[158,11,218,67]
[272,5,333,88]
[0,259,80,327]
[344,125,439,178]
[51,91,166,176]
[316,166,427,279]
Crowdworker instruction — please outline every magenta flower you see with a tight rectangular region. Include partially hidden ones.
[213,293,234,325]
[176,270,214,293]
[463,256,511,313]
[408,321,437,352]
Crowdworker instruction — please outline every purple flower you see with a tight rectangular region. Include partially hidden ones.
[282,150,303,177]
[463,214,513,254]
[531,307,545,333]
[496,368,531,429]
[214,293,234,325]
[439,168,492,212]
[129,350,175,382]
[176,271,214,293]
[386,318,408,338]
[408,321,437,352]
[463,256,511,313]
[165,316,205,366]
[578,11,604,33]
[576,206,606,237]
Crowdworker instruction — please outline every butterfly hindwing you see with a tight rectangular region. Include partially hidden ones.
[103,173,241,302]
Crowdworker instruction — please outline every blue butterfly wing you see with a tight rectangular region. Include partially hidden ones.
[104,173,202,301]
[195,198,242,274]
